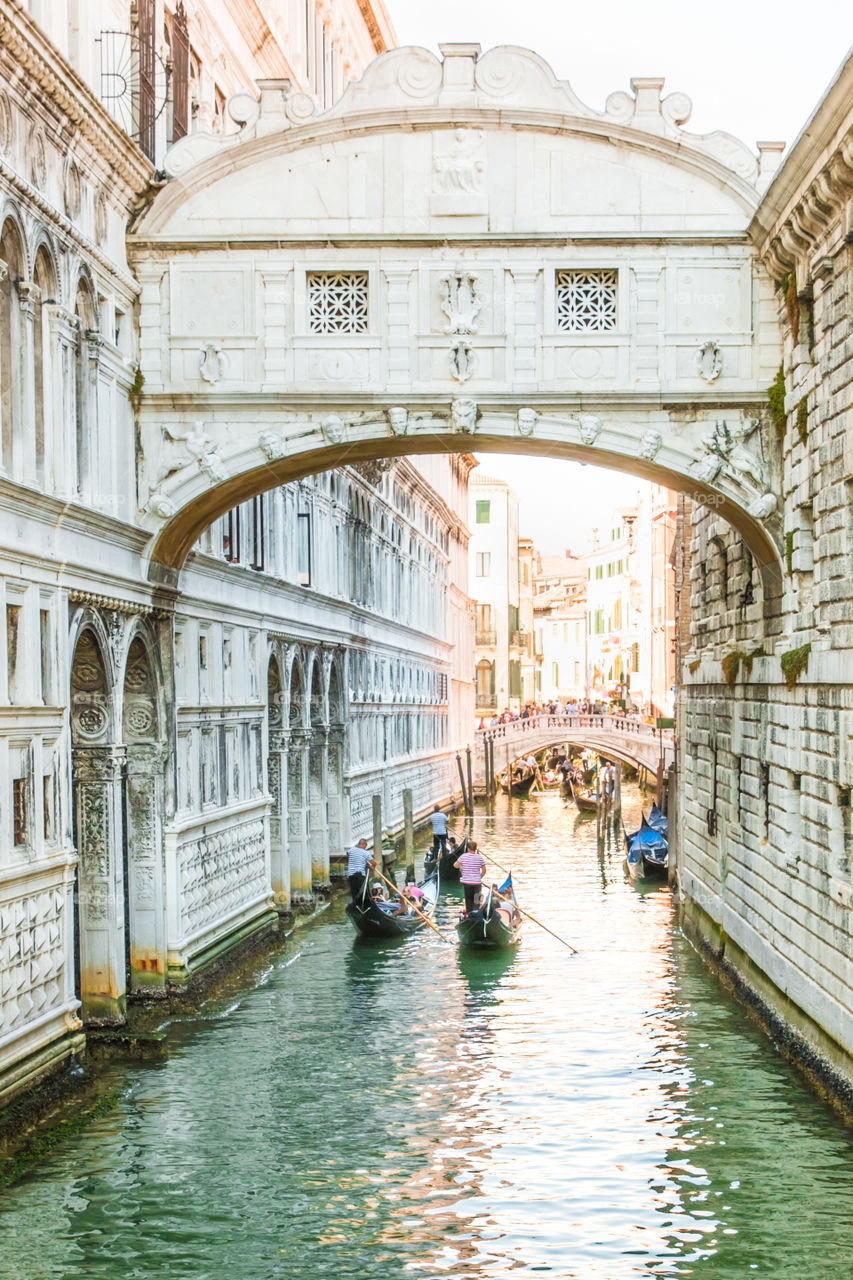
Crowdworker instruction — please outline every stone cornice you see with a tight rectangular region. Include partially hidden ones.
[355,0,396,53]
[749,46,853,275]
[0,0,153,202]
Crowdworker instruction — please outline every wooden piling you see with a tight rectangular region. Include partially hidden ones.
[403,788,414,881]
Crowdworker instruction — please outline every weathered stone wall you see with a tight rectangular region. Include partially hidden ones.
[678,59,853,1085]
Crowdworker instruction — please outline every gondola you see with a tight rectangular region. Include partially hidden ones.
[624,816,668,878]
[456,874,521,949]
[647,803,669,838]
[425,835,466,883]
[346,866,440,938]
[501,766,536,795]
[568,778,598,812]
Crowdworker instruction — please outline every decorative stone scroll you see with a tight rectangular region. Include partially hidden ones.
[449,340,476,382]
[440,269,481,334]
[199,343,227,384]
[696,340,722,383]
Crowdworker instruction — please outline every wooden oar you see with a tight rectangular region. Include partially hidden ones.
[480,853,579,954]
[371,863,451,943]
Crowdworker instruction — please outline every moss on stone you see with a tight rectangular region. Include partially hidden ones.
[688,659,700,675]
[741,648,764,680]
[721,652,741,686]
[797,398,809,445]
[780,643,811,688]
[784,272,800,343]
[786,530,795,575]
[768,364,787,437]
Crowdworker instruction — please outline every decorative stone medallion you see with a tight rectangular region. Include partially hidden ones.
[30,130,46,190]
[0,91,13,156]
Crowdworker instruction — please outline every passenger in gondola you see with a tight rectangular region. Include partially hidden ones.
[347,837,376,902]
[391,887,415,916]
[493,889,517,928]
[455,839,487,915]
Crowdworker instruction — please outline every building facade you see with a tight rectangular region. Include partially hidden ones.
[533,552,587,701]
[0,0,474,1102]
[470,474,525,719]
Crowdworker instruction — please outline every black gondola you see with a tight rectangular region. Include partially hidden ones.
[624,816,668,878]
[456,874,521,949]
[500,766,536,795]
[346,867,440,938]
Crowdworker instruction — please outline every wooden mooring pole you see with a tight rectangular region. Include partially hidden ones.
[403,788,414,881]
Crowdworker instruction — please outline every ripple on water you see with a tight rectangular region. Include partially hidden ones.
[3,788,853,1279]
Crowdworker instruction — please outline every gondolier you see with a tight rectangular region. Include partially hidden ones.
[347,837,375,902]
[455,839,487,915]
[428,804,449,857]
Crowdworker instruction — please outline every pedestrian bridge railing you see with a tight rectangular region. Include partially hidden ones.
[472,713,674,782]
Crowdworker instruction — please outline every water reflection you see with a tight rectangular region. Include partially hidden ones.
[2,786,853,1278]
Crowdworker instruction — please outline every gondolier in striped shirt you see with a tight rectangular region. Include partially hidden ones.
[347,837,375,902]
[455,839,487,915]
[428,804,449,857]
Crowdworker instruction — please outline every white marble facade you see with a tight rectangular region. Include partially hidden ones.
[0,1,471,1101]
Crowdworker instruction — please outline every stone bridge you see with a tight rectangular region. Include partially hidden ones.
[129,42,786,593]
[472,713,674,784]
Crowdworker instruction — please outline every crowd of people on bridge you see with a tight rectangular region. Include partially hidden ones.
[478,699,651,731]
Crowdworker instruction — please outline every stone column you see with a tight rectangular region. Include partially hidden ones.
[72,744,127,1023]
[511,268,539,383]
[46,305,78,499]
[327,732,345,862]
[631,266,663,386]
[287,733,311,903]
[269,727,290,909]
[124,743,167,994]
[15,279,38,484]
[309,731,330,884]
[260,269,291,389]
[383,268,413,385]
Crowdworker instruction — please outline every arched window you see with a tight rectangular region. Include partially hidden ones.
[0,219,25,476]
[74,276,96,498]
[476,660,495,705]
[33,246,56,489]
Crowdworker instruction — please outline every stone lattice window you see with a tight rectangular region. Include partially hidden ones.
[307,271,369,334]
[555,269,618,332]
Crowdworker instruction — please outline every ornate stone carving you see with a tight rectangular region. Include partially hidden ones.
[199,343,227,384]
[701,418,766,489]
[157,422,218,484]
[431,129,487,214]
[449,339,476,382]
[94,192,109,247]
[434,129,485,194]
[747,492,778,519]
[354,458,395,486]
[0,90,13,155]
[386,406,409,436]
[321,413,346,444]
[578,414,603,446]
[147,493,177,519]
[30,129,46,189]
[198,447,227,483]
[0,886,67,1035]
[449,397,478,433]
[516,407,538,437]
[692,453,723,483]
[177,818,268,936]
[259,431,287,460]
[696,340,722,383]
[440,269,481,335]
[638,430,663,461]
[64,159,82,218]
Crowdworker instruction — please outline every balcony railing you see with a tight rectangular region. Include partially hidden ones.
[509,629,528,649]
[475,629,497,645]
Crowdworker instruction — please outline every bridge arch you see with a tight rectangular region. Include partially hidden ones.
[130,43,784,588]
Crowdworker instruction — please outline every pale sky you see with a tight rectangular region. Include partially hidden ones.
[389,0,851,554]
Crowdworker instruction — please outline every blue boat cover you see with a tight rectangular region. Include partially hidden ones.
[648,804,669,838]
[628,817,668,859]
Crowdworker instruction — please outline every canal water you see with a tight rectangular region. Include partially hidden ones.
[3,788,853,1278]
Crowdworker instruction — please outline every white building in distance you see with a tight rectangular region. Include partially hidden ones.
[469,474,526,720]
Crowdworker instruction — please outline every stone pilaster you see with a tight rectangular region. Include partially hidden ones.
[125,743,167,994]
[71,744,127,1024]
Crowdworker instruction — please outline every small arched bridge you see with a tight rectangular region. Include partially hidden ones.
[473,713,675,784]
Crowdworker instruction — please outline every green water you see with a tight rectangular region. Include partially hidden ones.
[3,790,853,1278]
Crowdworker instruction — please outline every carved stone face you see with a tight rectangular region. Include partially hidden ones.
[516,407,538,437]
[578,415,602,446]
[387,406,409,436]
[450,398,477,432]
[321,413,345,444]
[639,430,662,461]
